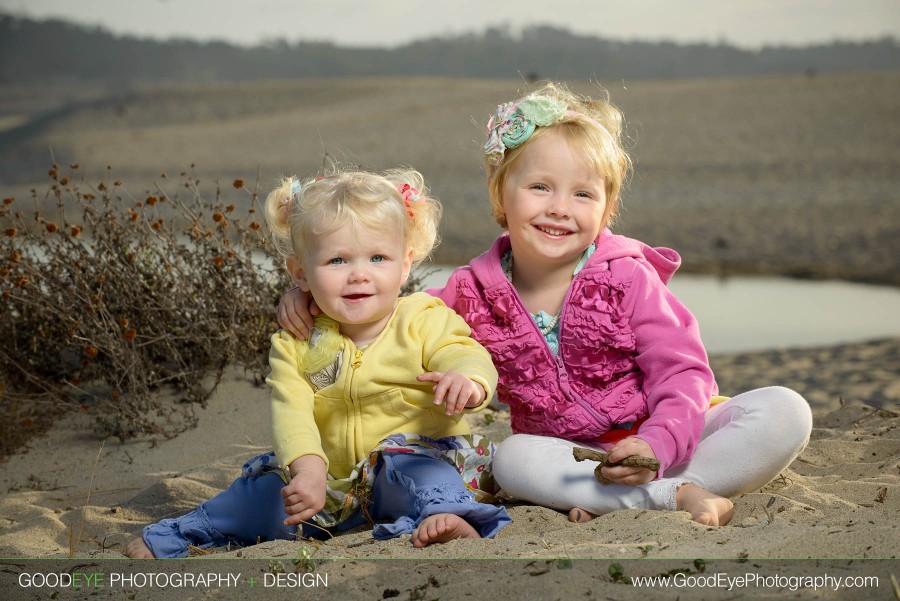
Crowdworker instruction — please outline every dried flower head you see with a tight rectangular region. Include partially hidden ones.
[233,178,244,189]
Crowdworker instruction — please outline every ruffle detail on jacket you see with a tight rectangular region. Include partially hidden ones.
[455,280,554,383]
[452,261,648,442]
[567,272,634,350]
[561,272,637,383]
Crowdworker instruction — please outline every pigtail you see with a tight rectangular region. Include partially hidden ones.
[383,167,441,268]
[264,176,301,258]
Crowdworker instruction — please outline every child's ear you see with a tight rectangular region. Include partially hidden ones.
[400,248,414,285]
[286,257,310,292]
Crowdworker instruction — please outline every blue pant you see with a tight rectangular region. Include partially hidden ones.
[142,453,510,557]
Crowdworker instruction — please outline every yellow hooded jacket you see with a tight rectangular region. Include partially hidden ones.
[268,292,498,479]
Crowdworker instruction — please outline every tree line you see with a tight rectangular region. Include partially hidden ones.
[2,14,898,84]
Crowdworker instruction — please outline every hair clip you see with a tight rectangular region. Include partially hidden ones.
[398,183,421,218]
[279,179,302,220]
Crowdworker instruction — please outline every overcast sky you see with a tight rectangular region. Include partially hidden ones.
[1,0,898,49]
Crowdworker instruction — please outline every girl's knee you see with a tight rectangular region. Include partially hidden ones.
[747,386,813,451]
[768,386,812,435]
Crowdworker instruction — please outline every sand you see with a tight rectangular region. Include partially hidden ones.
[0,339,897,600]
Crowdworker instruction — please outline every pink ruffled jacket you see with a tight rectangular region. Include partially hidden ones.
[431,229,717,477]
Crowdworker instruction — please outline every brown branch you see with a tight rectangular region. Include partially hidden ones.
[573,447,661,484]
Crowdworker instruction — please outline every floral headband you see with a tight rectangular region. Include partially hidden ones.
[484,95,606,164]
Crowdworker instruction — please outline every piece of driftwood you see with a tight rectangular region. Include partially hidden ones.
[573,447,661,484]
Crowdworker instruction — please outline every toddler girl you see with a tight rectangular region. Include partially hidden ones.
[279,83,813,527]
[126,168,509,558]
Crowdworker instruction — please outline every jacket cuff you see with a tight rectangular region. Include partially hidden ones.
[461,375,494,413]
[633,427,678,479]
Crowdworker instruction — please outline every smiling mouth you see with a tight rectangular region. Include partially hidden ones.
[534,225,572,237]
[343,293,372,301]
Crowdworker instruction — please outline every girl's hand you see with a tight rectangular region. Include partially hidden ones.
[417,371,487,416]
[601,437,658,485]
[282,456,327,526]
[276,287,319,340]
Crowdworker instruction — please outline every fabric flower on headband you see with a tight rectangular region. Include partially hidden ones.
[484,95,568,164]
[399,183,421,217]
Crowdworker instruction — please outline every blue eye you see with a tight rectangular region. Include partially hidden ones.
[328,257,345,265]
[371,255,385,263]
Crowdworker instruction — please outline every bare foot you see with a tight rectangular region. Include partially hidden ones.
[675,483,734,526]
[125,537,156,558]
[411,513,480,548]
[568,507,597,523]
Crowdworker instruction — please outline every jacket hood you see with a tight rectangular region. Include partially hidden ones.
[470,229,681,287]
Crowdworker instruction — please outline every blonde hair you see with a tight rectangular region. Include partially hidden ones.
[264,166,441,270]
[485,81,632,229]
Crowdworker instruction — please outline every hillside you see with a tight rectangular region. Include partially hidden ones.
[1,14,898,84]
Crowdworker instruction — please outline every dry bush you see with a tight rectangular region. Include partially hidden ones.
[0,164,288,456]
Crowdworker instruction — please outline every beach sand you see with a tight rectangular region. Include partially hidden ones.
[0,339,897,599]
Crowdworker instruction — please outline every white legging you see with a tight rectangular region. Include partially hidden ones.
[492,386,813,514]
